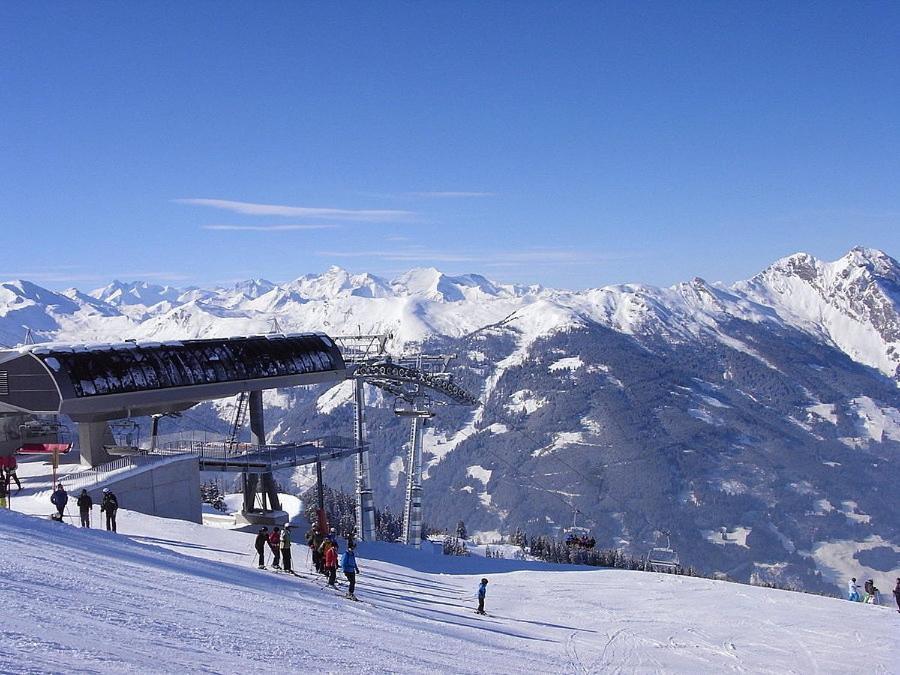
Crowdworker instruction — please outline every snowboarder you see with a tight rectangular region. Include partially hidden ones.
[100,488,118,532]
[76,489,93,527]
[848,577,860,602]
[50,483,68,518]
[893,578,900,613]
[281,524,293,573]
[325,540,339,587]
[268,526,281,569]
[0,474,7,509]
[341,544,360,600]
[476,578,488,615]
[254,527,269,569]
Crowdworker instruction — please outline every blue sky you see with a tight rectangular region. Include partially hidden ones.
[2,1,899,290]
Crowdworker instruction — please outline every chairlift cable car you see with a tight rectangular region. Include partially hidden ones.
[647,530,680,571]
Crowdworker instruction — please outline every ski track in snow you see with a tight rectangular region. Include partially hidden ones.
[1,507,898,673]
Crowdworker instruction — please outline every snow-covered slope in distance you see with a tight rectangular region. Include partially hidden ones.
[2,249,897,383]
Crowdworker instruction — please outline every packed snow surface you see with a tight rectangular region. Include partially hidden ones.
[1,507,898,674]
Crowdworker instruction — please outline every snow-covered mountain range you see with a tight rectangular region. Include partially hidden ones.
[2,247,899,593]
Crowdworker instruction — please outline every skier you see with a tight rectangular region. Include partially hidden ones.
[864,579,880,604]
[306,527,323,573]
[319,538,333,577]
[281,524,293,573]
[325,540,339,587]
[268,526,281,569]
[848,577,860,602]
[254,527,269,569]
[476,578,488,615]
[0,474,7,509]
[50,483,68,518]
[893,578,900,613]
[6,456,21,492]
[100,488,118,532]
[76,489,93,527]
[341,544,361,600]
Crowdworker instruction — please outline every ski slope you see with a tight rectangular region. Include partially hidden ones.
[1,507,897,674]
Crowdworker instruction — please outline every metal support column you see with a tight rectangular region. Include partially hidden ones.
[245,390,281,512]
[352,378,376,541]
[77,421,114,467]
[149,414,161,453]
[401,415,426,548]
[315,454,328,534]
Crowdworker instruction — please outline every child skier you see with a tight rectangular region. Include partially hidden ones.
[341,545,361,600]
[476,578,488,615]
[848,577,860,602]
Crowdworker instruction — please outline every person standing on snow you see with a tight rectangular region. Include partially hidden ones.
[848,577,860,602]
[893,578,900,613]
[476,578,488,615]
[281,524,293,573]
[100,488,118,532]
[864,579,880,604]
[6,456,21,492]
[254,527,269,569]
[76,489,93,527]
[325,540,339,587]
[268,526,281,569]
[306,527,323,574]
[0,475,7,509]
[50,483,68,518]
[341,545,360,599]
[319,538,333,577]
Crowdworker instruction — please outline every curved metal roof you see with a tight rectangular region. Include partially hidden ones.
[0,334,345,421]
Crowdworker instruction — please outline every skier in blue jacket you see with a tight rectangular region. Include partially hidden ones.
[50,484,68,518]
[476,578,488,615]
[341,545,361,600]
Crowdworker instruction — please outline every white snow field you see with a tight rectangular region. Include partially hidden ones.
[2,505,898,674]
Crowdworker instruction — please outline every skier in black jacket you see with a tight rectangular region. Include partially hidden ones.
[893,578,900,613]
[76,489,93,527]
[254,527,269,569]
[100,488,118,532]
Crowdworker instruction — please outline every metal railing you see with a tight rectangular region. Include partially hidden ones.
[57,456,142,493]
[153,437,360,473]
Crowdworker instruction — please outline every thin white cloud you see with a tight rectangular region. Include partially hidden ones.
[405,191,496,198]
[202,224,338,232]
[175,198,414,222]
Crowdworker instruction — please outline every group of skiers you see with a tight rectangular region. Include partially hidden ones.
[253,524,361,600]
[847,576,900,611]
[49,483,119,531]
[0,456,22,508]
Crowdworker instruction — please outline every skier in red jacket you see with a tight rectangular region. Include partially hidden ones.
[325,541,339,587]
[268,527,281,570]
